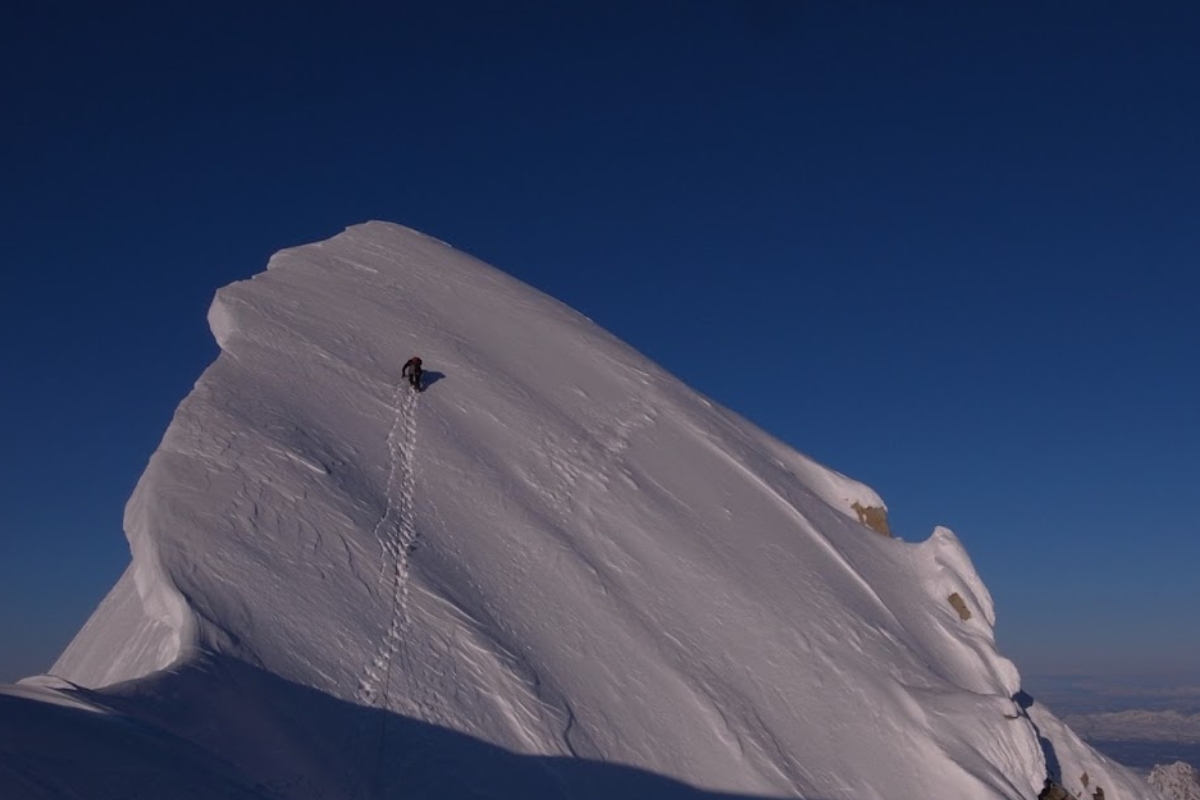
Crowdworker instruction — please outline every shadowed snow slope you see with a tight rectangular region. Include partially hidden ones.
[8,223,1158,799]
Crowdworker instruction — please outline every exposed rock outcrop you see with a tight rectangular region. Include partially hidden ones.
[1151,761,1200,800]
[948,592,972,620]
[851,501,891,536]
[1038,778,1070,800]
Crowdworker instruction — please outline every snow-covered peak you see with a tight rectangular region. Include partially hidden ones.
[17,223,1160,798]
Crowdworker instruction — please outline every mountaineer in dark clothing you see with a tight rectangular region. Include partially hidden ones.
[401,356,423,391]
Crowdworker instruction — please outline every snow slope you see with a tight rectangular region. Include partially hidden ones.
[4,222,1160,799]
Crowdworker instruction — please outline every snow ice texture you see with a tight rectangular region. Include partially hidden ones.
[1,223,1164,799]
[1150,762,1200,800]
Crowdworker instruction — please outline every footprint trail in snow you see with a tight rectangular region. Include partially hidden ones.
[357,382,420,712]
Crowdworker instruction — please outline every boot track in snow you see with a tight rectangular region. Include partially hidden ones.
[357,382,421,712]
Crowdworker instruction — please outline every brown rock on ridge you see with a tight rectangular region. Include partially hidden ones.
[947,592,972,621]
[851,502,891,536]
[1038,779,1070,800]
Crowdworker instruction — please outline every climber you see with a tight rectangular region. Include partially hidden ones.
[401,356,423,391]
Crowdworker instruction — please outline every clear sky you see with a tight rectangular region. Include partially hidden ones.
[2,2,1198,685]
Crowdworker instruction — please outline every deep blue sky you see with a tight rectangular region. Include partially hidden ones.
[2,2,1198,686]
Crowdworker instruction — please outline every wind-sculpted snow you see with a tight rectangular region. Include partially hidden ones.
[8,223,1160,798]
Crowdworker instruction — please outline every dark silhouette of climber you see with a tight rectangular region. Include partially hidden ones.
[401,356,423,392]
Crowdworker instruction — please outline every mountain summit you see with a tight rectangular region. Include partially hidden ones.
[4,223,1159,799]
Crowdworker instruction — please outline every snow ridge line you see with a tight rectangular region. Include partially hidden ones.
[356,383,420,710]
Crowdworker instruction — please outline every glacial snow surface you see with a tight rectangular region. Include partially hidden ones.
[2,223,1160,799]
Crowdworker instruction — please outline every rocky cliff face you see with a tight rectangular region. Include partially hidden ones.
[1151,762,1200,800]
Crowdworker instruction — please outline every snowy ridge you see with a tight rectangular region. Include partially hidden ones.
[8,222,1162,799]
[50,564,180,688]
